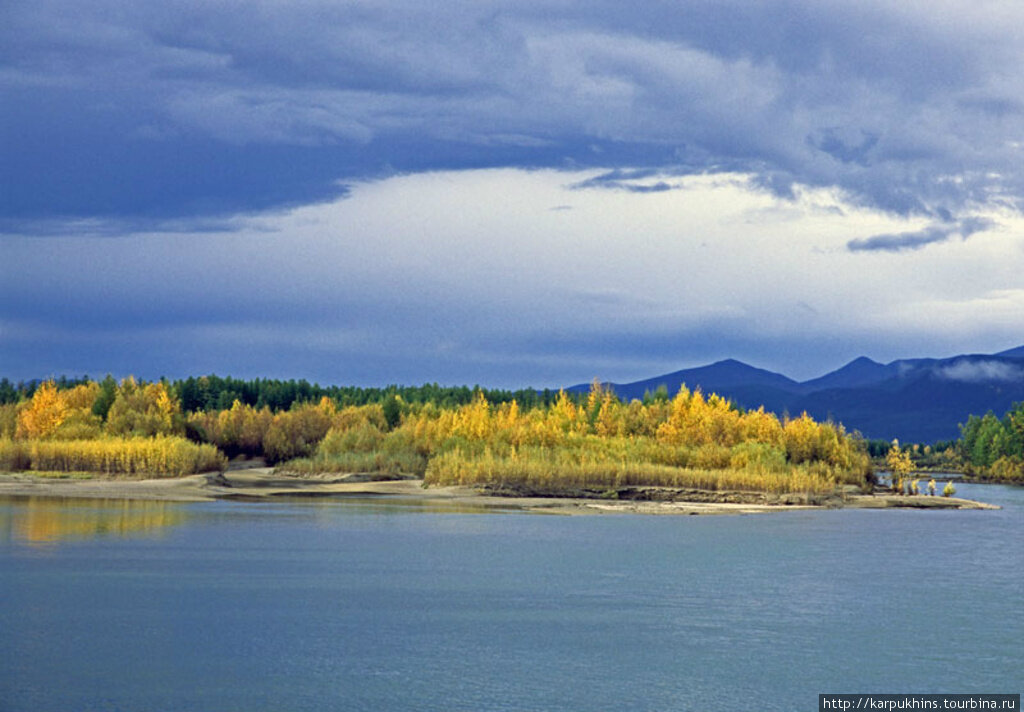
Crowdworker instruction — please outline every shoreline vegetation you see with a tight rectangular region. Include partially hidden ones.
[956,403,1024,484]
[0,375,1005,512]
[859,403,1024,485]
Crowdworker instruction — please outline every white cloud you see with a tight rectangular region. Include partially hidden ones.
[937,360,1024,383]
[6,166,1022,383]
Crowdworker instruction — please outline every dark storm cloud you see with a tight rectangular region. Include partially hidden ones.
[5,1,1024,387]
[3,1,1023,227]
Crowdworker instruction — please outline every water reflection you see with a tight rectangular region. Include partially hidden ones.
[265,495,527,516]
[0,496,188,546]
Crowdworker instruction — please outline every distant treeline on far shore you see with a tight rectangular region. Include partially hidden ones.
[0,374,570,413]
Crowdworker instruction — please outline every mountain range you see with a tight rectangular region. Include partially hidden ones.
[568,346,1024,443]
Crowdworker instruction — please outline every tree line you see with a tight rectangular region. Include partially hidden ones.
[7,372,1023,485]
[857,404,1024,484]
[958,403,1024,483]
[1,375,873,495]
[0,378,224,475]
[0,375,566,413]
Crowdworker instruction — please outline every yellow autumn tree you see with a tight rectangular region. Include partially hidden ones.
[595,390,624,437]
[262,397,337,464]
[106,378,184,437]
[0,404,17,439]
[188,400,275,457]
[15,381,68,439]
[499,399,520,430]
[782,413,822,464]
[62,382,100,410]
[623,399,659,437]
[51,383,103,439]
[886,441,914,494]
[658,386,733,447]
[14,381,103,440]
[741,406,784,445]
[706,393,743,447]
[454,392,493,440]
[549,389,585,436]
[655,385,693,445]
[584,379,607,428]
[493,400,523,446]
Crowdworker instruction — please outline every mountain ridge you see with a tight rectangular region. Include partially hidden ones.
[567,346,1024,442]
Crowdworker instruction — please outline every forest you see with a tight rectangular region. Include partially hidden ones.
[0,375,874,495]
[0,375,561,412]
[956,403,1024,483]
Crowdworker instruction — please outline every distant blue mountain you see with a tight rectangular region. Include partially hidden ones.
[797,356,895,391]
[568,358,801,402]
[568,347,1024,442]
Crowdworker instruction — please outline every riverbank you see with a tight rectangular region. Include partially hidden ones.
[0,469,1000,515]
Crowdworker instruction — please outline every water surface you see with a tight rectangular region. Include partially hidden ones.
[1,483,1021,711]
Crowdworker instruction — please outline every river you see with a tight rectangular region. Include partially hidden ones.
[1,481,1021,711]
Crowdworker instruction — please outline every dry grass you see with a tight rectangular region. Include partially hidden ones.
[0,436,226,477]
[279,450,427,477]
[423,445,841,494]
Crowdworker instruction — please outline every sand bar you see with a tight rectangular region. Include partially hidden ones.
[0,469,1000,515]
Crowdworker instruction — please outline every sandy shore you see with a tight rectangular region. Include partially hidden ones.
[0,469,1000,515]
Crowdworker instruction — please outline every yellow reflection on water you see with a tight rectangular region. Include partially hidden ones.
[2,497,188,545]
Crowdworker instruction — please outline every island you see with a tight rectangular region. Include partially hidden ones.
[0,377,1001,514]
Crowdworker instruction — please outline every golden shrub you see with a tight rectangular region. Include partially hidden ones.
[1,436,225,477]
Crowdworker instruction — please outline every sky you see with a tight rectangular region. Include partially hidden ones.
[3,0,1024,388]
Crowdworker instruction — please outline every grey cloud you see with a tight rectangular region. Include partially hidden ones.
[847,218,995,253]
[626,182,674,194]
[0,213,282,239]
[4,1,1024,222]
[574,179,677,194]
[571,169,682,193]
[956,95,1024,118]
[847,226,955,252]
[807,128,879,167]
